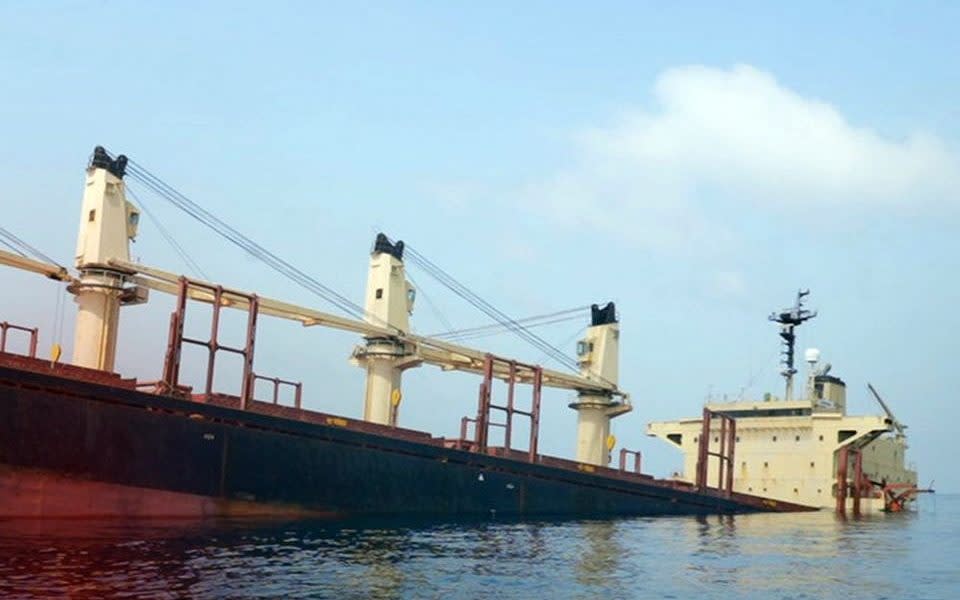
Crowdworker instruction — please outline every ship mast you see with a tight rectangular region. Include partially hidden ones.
[768,290,817,401]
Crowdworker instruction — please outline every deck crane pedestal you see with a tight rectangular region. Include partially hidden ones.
[568,303,632,467]
[350,234,421,426]
[68,148,147,371]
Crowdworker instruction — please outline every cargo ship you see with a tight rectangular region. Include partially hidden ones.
[648,290,930,514]
[0,147,813,519]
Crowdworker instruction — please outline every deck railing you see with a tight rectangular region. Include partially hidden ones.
[251,373,303,409]
[0,321,38,358]
[619,448,642,474]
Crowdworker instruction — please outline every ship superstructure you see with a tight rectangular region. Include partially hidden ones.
[648,291,924,514]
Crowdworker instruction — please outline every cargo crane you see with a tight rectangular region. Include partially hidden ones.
[0,146,816,519]
[0,147,629,467]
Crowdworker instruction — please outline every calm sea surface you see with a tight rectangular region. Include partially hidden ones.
[0,495,956,599]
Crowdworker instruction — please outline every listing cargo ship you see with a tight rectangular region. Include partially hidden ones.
[0,147,814,519]
[648,290,930,514]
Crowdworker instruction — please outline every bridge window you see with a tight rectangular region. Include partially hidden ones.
[838,430,856,443]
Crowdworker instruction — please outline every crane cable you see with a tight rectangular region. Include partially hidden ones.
[120,156,610,383]
[404,268,462,342]
[122,156,582,363]
[0,236,22,256]
[429,306,588,340]
[435,315,587,343]
[124,160,380,326]
[402,243,620,389]
[400,243,582,372]
[0,226,71,349]
[0,225,65,269]
[126,186,210,281]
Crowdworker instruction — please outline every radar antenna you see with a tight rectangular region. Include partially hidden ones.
[769,289,817,400]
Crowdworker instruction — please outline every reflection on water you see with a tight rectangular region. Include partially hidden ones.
[575,521,621,589]
[0,496,956,599]
[677,511,920,596]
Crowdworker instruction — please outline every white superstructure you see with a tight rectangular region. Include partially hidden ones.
[648,292,919,513]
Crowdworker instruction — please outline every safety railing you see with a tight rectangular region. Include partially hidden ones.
[252,373,303,409]
[160,276,306,412]
[0,321,39,358]
[619,448,642,474]
[459,354,543,463]
[695,408,736,496]
[161,276,259,407]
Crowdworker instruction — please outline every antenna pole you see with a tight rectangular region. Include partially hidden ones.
[769,290,817,401]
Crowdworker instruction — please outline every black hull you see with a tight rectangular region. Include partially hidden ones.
[0,364,810,519]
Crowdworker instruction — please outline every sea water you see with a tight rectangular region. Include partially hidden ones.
[1,495,956,599]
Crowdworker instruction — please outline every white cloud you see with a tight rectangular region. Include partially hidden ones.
[526,64,960,253]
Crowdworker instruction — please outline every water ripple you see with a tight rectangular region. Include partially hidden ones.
[0,496,956,599]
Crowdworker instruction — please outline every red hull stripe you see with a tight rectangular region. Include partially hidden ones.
[0,467,339,519]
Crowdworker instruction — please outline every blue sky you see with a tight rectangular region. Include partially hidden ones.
[1,2,958,492]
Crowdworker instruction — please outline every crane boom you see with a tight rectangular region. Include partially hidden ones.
[112,259,621,396]
[0,248,621,395]
[867,382,906,435]
[0,249,71,282]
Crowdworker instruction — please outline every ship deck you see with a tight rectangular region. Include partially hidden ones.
[0,352,815,519]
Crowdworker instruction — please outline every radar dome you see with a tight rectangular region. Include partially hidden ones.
[804,348,821,364]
